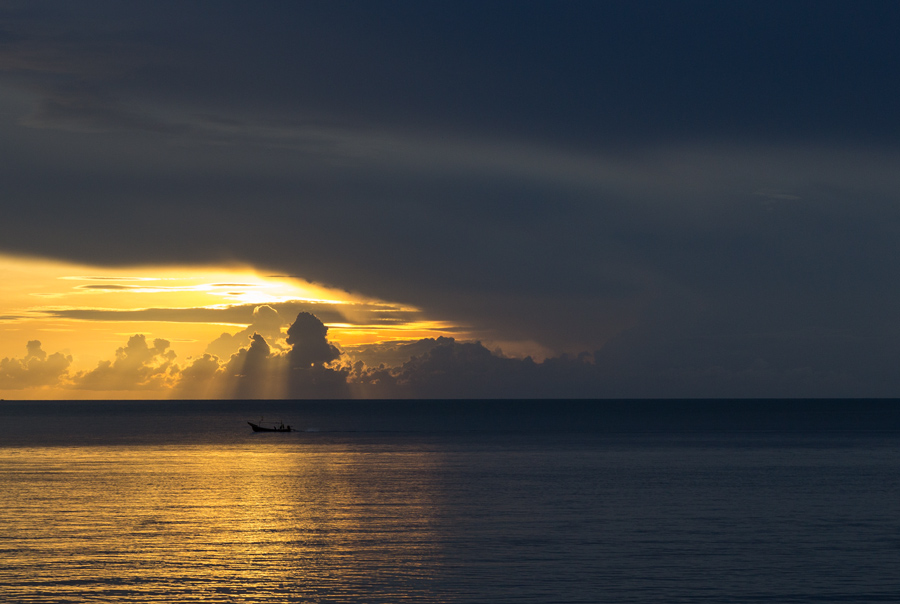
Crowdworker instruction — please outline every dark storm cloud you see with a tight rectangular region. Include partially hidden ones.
[2,2,900,396]
[5,2,899,143]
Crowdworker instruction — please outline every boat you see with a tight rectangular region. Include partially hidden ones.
[248,421,293,432]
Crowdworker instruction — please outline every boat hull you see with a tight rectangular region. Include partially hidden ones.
[248,422,292,432]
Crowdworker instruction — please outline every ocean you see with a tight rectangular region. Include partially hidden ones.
[1,399,899,603]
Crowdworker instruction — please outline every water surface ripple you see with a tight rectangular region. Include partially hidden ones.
[2,400,900,603]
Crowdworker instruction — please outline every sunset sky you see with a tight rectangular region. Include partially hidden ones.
[2,1,900,398]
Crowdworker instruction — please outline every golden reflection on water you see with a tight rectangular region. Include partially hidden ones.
[0,443,445,603]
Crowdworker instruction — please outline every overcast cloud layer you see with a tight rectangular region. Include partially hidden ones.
[2,1,900,397]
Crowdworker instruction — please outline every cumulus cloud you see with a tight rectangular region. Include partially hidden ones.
[284,313,348,398]
[0,311,349,398]
[174,353,226,399]
[0,340,72,389]
[5,319,872,398]
[347,337,605,399]
[183,312,349,399]
[0,330,565,398]
[286,312,342,368]
[206,305,287,360]
[344,338,462,370]
[228,333,272,376]
[180,353,223,381]
[218,332,282,399]
[73,335,177,391]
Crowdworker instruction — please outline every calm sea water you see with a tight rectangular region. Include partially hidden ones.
[1,399,900,603]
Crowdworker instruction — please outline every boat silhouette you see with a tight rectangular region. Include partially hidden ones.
[247,420,293,432]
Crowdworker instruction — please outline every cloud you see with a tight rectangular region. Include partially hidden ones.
[206,305,287,360]
[40,300,420,330]
[344,338,464,370]
[73,334,177,391]
[347,337,606,399]
[192,311,349,399]
[232,333,271,373]
[754,188,801,203]
[286,312,341,368]
[174,353,225,399]
[0,313,346,398]
[6,3,900,144]
[75,284,138,290]
[6,315,890,398]
[0,340,71,389]
[220,332,282,399]
[3,4,900,397]
[283,313,348,398]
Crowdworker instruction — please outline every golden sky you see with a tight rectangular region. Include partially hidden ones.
[0,254,462,399]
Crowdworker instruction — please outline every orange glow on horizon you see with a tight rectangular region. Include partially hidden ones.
[0,253,470,399]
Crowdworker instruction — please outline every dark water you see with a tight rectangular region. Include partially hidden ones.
[2,399,899,603]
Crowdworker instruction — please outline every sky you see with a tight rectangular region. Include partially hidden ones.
[1,1,900,399]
